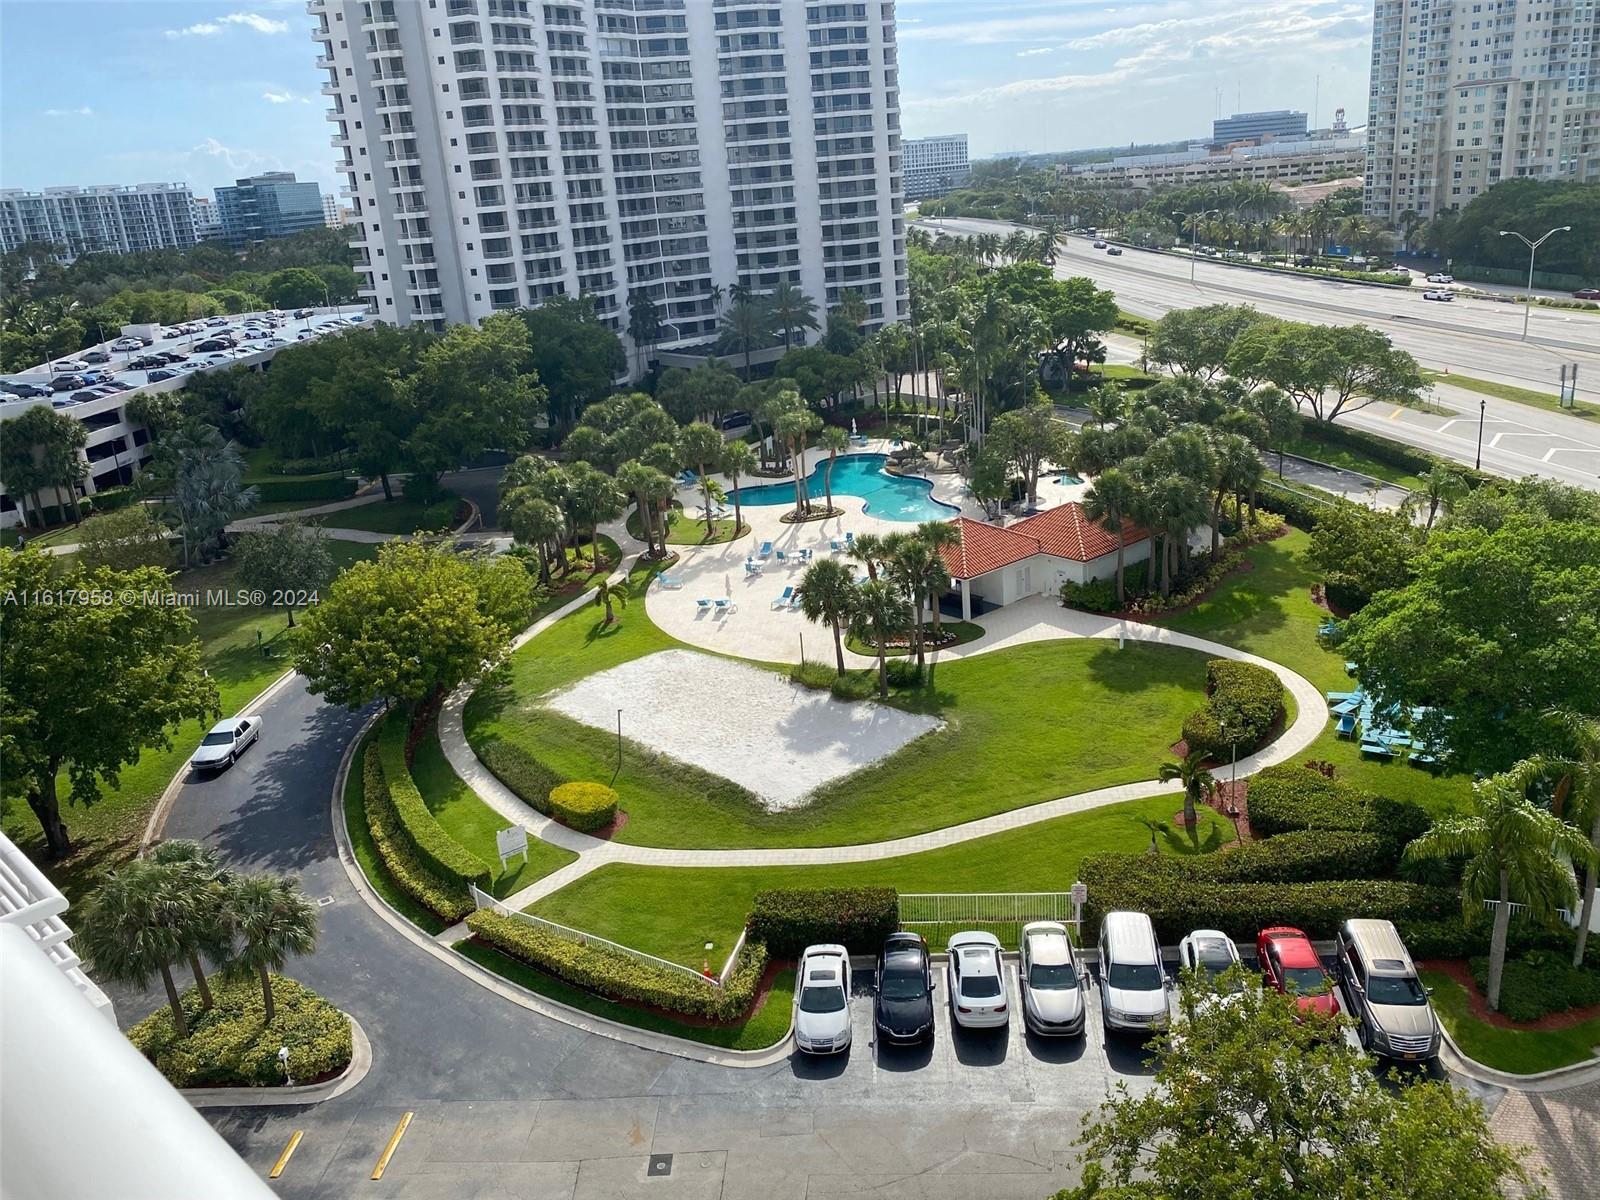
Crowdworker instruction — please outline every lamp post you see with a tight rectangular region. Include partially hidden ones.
[1498,226,1571,341]
[1475,394,1487,470]
[1172,209,1220,283]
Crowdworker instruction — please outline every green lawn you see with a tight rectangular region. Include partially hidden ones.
[1156,527,1472,818]
[845,620,985,658]
[1421,970,1600,1075]
[626,502,746,547]
[409,720,576,898]
[527,535,623,621]
[315,493,461,535]
[2,542,381,901]
[465,562,1214,848]
[456,941,795,1051]
[1272,437,1426,491]
[1424,370,1600,423]
[1,521,87,549]
[528,793,1233,967]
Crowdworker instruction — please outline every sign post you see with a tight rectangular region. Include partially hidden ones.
[1069,880,1088,936]
[495,826,529,872]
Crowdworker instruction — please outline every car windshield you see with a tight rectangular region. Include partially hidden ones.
[962,974,1002,999]
[200,731,235,747]
[1107,962,1163,990]
[799,984,844,1014]
[1028,962,1078,990]
[879,967,927,1000]
[1283,965,1329,993]
[1367,975,1428,1006]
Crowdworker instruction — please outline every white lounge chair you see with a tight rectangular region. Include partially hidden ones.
[714,598,736,616]
[772,586,794,609]
[657,575,684,589]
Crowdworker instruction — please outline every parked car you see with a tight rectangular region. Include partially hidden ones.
[294,307,316,318]
[1178,929,1246,1008]
[1257,927,1339,1017]
[1019,920,1086,1037]
[1106,246,1124,256]
[3,381,49,398]
[190,716,262,773]
[70,390,100,403]
[146,369,178,382]
[720,410,752,431]
[130,355,164,370]
[1426,273,1454,284]
[161,328,183,340]
[193,339,229,352]
[82,350,112,364]
[204,316,228,328]
[1098,911,1169,1033]
[1334,919,1440,1062]
[53,359,89,373]
[49,375,87,392]
[1574,288,1600,301]
[93,382,129,395]
[873,932,934,1045]
[1423,289,1454,302]
[794,943,853,1054]
[1092,240,1108,249]
[157,351,188,364]
[946,931,1009,1030]
[112,337,144,351]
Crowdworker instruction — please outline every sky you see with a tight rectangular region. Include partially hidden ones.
[0,0,1375,199]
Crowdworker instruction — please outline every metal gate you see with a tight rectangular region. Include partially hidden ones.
[899,892,1078,946]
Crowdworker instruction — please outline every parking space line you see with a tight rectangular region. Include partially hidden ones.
[268,1130,303,1180]
[370,1112,414,1181]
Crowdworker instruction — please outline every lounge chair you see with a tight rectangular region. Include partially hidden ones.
[657,575,684,589]
[772,586,794,609]
[774,549,788,564]
[1331,699,1359,717]
[744,559,763,575]
[714,598,736,615]
[1360,741,1394,759]
[1344,661,1358,675]
[844,532,854,547]
[695,598,712,612]
[1326,690,1357,703]
[1335,714,1357,738]
[758,540,774,558]
[829,537,844,552]
[1409,751,1438,766]
[798,548,813,562]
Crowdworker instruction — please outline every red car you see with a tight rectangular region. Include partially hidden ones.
[1257,927,1339,1017]
[1574,288,1600,301]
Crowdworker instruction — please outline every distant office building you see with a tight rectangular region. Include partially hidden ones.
[1365,0,1600,224]
[905,134,971,200]
[192,196,224,242]
[322,193,341,228]
[214,172,326,249]
[0,184,198,261]
[1067,132,1366,189]
[1213,110,1308,145]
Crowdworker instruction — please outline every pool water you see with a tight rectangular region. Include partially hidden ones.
[734,453,959,523]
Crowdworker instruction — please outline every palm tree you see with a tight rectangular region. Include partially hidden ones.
[626,289,663,378]
[1083,467,1140,606]
[889,537,950,675]
[915,520,961,639]
[1141,473,1210,598]
[149,840,235,1012]
[225,874,319,1025]
[1529,710,1600,966]
[1418,465,1467,531]
[677,422,727,538]
[818,426,850,515]
[617,460,664,557]
[773,408,820,519]
[500,491,565,585]
[78,860,191,1037]
[797,557,858,675]
[849,530,886,582]
[848,579,908,699]
[717,287,772,380]
[721,440,757,541]
[1405,772,1594,1011]
[1086,386,1129,429]
[766,282,819,350]
[1158,749,1216,831]
[566,462,625,567]
[164,424,259,566]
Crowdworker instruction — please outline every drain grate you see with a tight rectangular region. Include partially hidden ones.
[647,1154,673,1178]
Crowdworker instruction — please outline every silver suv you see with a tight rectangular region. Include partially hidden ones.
[1334,918,1440,1062]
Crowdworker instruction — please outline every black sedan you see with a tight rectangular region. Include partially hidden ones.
[874,932,935,1045]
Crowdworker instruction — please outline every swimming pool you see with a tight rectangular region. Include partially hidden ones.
[734,453,959,523]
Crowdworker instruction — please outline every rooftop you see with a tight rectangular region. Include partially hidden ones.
[940,504,1145,580]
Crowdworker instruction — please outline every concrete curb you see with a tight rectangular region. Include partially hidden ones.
[328,709,797,1069]
[182,1012,373,1109]
[1436,1020,1600,1094]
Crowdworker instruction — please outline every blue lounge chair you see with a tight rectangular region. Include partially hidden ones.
[657,575,684,589]
[798,548,813,562]
[1361,741,1394,758]
[713,598,735,615]
[758,540,774,558]
[1332,699,1360,717]
[1409,751,1438,765]
[1344,661,1358,675]
[830,537,844,552]
[695,598,712,612]
[774,550,788,564]
[744,559,763,575]
[1326,690,1357,703]
[1335,714,1357,738]
[772,586,794,609]
[844,532,855,547]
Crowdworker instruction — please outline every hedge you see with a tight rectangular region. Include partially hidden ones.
[746,887,899,956]
[375,716,492,891]
[128,974,352,1088]
[1471,950,1600,1023]
[476,736,563,815]
[251,476,359,504]
[1256,481,1330,529]
[362,742,474,922]
[466,909,768,1022]
[1246,764,1430,849]
[1181,659,1283,760]
[547,781,618,832]
[1293,417,1499,491]
[1095,830,1397,887]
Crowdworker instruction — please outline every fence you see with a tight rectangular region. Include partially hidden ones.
[470,884,724,987]
[899,892,1079,947]
[1453,263,1586,291]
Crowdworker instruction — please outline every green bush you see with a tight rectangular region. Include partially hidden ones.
[362,742,474,921]
[466,909,768,1021]
[477,736,564,815]
[1471,950,1600,1022]
[1128,830,1397,884]
[1257,482,1330,530]
[747,887,899,956]
[1294,418,1498,491]
[127,974,352,1088]
[1246,764,1431,849]
[1182,659,1283,759]
[252,476,358,503]
[547,781,618,832]
[376,716,491,891]
[828,671,878,701]
[789,660,837,690]
[1060,576,1119,613]
[884,658,922,688]
[86,486,136,513]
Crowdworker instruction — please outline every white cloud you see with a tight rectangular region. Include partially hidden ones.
[167,12,289,38]
[42,106,94,118]
[262,89,312,104]
[1016,47,1054,57]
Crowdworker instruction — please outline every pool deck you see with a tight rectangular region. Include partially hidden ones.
[647,441,1095,665]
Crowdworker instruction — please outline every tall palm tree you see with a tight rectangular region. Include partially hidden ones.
[566,462,625,567]
[78,860,191,1037]
[1086,386,1129,429]
[677,422,727,538]
[721,440,757,541]
[773,408,820,519]
[818,426,850,515]
[887,536,944,673]
[1406,772,1594,1011]
[1083,467,1140,606]
[1527,710,1600,966]
[915,520,961,639]
[797,557,858,676]
[717,288,772,380]
[617,460,665,557]
[766,282,819,350]
[1158,749,1216,831]
[848,579,908,699]
[1141,473,1210,598]
[593,576,629,625]
[149,840,235,1012]
[1417,465,1468,531]
[849,530,887,582]
[500,491,565,584]
[225,874,319,1025]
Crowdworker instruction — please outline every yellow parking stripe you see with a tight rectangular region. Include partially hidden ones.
[268,1130,303,1179]
[371,1112,414,1180]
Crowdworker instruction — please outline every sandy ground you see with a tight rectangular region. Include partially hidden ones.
[543,648,943,810]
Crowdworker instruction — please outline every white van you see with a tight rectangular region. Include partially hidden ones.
[1098,911,1169,1033]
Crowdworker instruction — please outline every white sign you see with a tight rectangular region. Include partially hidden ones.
[1069,880,1088,930]
[495,826,529,870]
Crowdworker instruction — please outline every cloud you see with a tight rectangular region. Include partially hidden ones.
[42,106,94,118]
[262,89,312,104]
[1016,47,1054,57]
[167,12,289,38]
[191,137,275,176]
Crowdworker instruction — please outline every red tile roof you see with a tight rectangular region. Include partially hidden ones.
[1012,502,1146,563]
[939,505,1147,580]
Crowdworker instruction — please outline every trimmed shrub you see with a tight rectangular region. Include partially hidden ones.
[1471,950,1600,1023]
[828,671,878,702]
[85,486,136,514]
[476,736,563,815]
[1060,576,1118,613]
[251,476,358,504]
[747,887,899,956]
[375,716,492,891]
[128,974,352,1088]
[1182,659,1283,759]
[1256,482,1329,530]
[547,781,618,832]
[362,742,474,921]
[1246,764,1430,849]
[466,909,768,1022]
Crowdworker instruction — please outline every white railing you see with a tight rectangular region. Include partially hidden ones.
[717,926,749,987]
[470,884,725,987]
[900,892,1078,941]
[0,832,115,1021]
[1482,897,1574,924]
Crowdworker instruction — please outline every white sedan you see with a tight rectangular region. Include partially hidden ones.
[1426,272,1454,283]
[1177,929,1247,1010]
[947,931,1009,1029]
[1020,921,1086,1037]
[794,944,852,1054]
[190,716,261,773]
[1422,289,1455,302]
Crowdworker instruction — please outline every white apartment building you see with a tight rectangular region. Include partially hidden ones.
[903,132,968,200]
[0,184,199,261]
[193,195,224,241]
[311,0,908,360]
[1365,0,1600,223]
[1069,134,1368,189]
[323,192,343,226]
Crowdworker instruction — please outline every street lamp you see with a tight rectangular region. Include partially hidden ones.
[1172,209,1220,283]
[1498,225,1571,341]
[1475,394,1487,470]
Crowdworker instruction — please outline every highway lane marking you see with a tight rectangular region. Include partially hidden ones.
[268,1130,303,1179]
[371,1112,414,1180]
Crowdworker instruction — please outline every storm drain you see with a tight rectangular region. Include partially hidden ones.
[648,1154,673,1178]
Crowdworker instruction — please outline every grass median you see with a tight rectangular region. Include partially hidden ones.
[1421,970,1600,1075]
